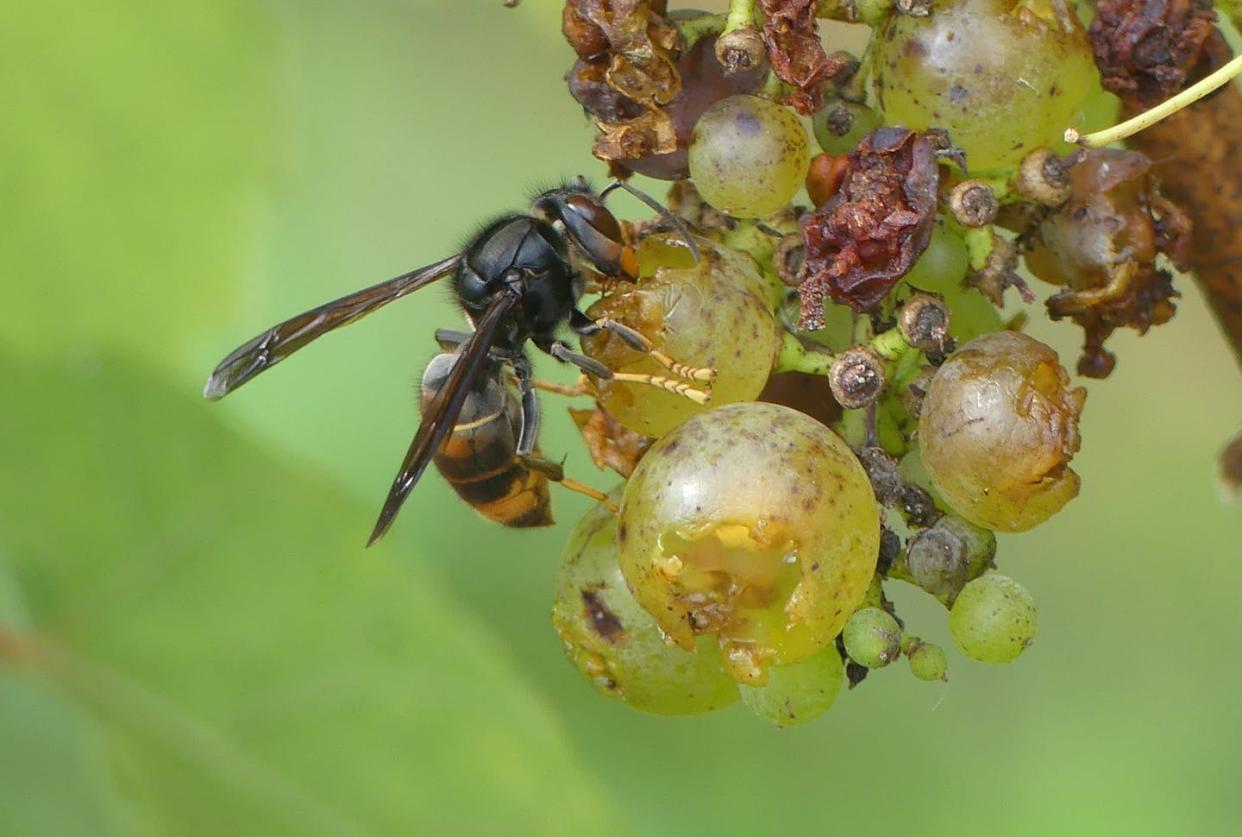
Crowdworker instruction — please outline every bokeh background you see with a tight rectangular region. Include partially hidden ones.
[4,1,1242,834]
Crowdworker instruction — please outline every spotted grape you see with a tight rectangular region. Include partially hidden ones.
[687,94,810,218]
[553,499,740,715]
[949,573,1038,663]
[919,331,1086,532]
[617,403,880,685]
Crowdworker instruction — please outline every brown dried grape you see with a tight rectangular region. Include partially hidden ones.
[918,332,1087,532]
[569,34,765,180]
[553,499,740,715]
[758,0,854,115]
[582,234,781,438]
[617,403,881,685]
[1024,148,1192,377]
[798,128,941,324]
[1090,0,1230,109]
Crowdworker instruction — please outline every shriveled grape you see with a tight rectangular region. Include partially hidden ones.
[872,0,1096,172]
[919,332,1086,532]
[618,403,880,684]
[949,573,1038,663]
[583,234,781,438]
[687,94,810,218]
[740,644,845,727]
[553,500,739,715]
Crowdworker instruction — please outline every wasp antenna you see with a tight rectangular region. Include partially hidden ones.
[601,180,702,264]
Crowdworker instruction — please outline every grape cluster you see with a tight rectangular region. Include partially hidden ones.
[534,0,1231,724]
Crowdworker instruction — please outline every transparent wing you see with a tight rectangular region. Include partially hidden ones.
[203,254,462,400]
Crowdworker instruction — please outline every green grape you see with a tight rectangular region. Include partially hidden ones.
[902,221,1002,343]
[812,97,880,155]
[740,643,845,726]
[688,94,810,218]
[906,640,949,681]
[872,0,1096,173]
[949,573,1038,663]
[842,607,902,668]
[618,403,880,684]
[553,499,740,715]
[919,331,1086,532]
[583,234,781,438]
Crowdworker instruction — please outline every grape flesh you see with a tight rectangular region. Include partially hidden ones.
[688,94,810,218]
[553,500,740,715]
[582,234,780,438]
[872,0,1096,173]
[919,332,1086,532]
[949,573,1038,663]
[740,644,845,726]
[617,403,880,684]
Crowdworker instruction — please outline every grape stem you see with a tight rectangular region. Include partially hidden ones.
[777,333,835,376]
[1065,54,1242,148]
[676,13,727,47]
[724,0,759,32]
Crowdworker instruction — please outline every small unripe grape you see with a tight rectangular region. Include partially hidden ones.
[872,0,1096,172]
[740,644,845,727]
[618,403,880,684]
[949,573,1038,664]
[812,98,880,155]
[688,94,810,218]
[553,501,740,715]
[906,640,949,681]
[583,234,780,439]
[919,332,1086,532]
[842,607,903,668]
[902,221,1002,344]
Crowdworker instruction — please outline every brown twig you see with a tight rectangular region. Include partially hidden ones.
[1124,83,1242,370]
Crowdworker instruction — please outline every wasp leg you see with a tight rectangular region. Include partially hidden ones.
[434,328,473,351]
[520,455,619,512]
[510,355,540,456]
[540,338,710,405]
[568,310,717,383]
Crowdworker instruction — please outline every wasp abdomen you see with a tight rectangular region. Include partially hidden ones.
[422,353,553,528]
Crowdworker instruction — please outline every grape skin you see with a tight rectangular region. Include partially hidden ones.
[949,574,1038,664]
[872,0,1096,173]
[552,499,740,715]
[842,607,903,669]
[919,332,1086,532]
[688,94,810,218]
[740,644,845,727]
[617,403,880,684]
[583,234,781,439]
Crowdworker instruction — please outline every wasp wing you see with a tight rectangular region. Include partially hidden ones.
[367,288,520,546]
[203,253,463,400]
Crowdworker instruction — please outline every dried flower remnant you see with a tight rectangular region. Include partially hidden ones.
[758,0,854,114]
[1089,0,1231,109]
[798,128,941,326]
[570,404,654,477]
[1023,149,1193,377]
[565,3,764,179]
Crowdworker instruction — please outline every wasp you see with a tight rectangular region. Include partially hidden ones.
[204,179,712,544]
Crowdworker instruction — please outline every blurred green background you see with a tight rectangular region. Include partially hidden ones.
[4,1,1242,834]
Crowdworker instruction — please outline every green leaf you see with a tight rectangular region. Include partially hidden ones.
[0,351,619,836]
